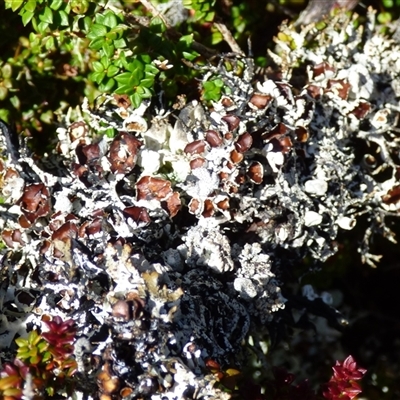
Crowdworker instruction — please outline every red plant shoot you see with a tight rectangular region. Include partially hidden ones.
[323,355,367,400]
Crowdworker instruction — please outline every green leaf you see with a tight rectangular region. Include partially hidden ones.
[115,72,132,85]
[146,64,159,75]
[1,64,12,79]
[103,12,117,28]
[130,92,142,108]
[39,6,53,24]
[102,42,114,58]
[179,34,194,47]
[205,11,215,21]
[36,21,49,33]
[21,10,35,26]
[37,341,48,352]
[106,65,119,77]
[106,30,117,41]
[29,355,41,365]
[45,36,55,50]
[210,30,223,45]
[0,87,8,101]
[23,0,37,13]
[89,37,105,50]
[104,128,116,138]
[58,10,69,26]
[8,0,24,11]
[15,337,28,348]
[129,68,143,86]
[42,351,52,362]
[50,0,63,10]
[140,87,152,98]
[10,95,21,110]
[93,61,104,73]
[140,78,154,88]
[99,78,116,92]
[91,71,106,84]
[114,84,134,95]
[183,51,198,61]
[136,86,152,98]
[126,58,144,74]
[203,81,216,91]
[28,330,41,345]
[101,55,110,69]
[115,51,127,68]
[139,54,152,64]
[82,16,92,32]
[87,23,108,39]
[149,16,166,31]
[95,12,105,25]
[40,110,53,124]
[113,38,127,49]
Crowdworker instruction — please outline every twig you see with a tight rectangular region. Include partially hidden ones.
[214,20,245,56]
[131,1,217,59]
[139,0,169,27]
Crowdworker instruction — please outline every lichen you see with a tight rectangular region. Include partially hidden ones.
[1,7,400,398]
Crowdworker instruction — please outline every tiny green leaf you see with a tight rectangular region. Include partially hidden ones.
[146,64,159,75]
[129,68,143,86]
[50,0,63,10]
[0,87,8,101]
[95,12,105,25]
[10,0,24,11]
[58,10,69,26]
[28,330,40,345]
[114,38,127,49]
[101,56,110,69]
[29,355,41,365]
[92,71,106,84]
[106,65,119,77]
[45,35,55,50]
[37,21,49,33]
[183,51,198,61]
[104,128,116,138]
[42,351,52,362]
[1,64,12,79]
[23,0,37,13]
[115,72,133,85]
[140,78,154,88]
[15,337,27,348]
[136,86,152,98]
[39,6,54,24]
[130,92,142,108]
[21,10,35,26]
[140,87,152,98]
[139,54,152,64]
[179,34,194,46]
[82,16,92,32]
[114,84,134,95]
[99,78,116,92]
[93,61,105,73]
[89,37,105,50]
[127,59,144,74]
[102,42,114,58]
[103,12,118,29]
[87,23,108,40]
